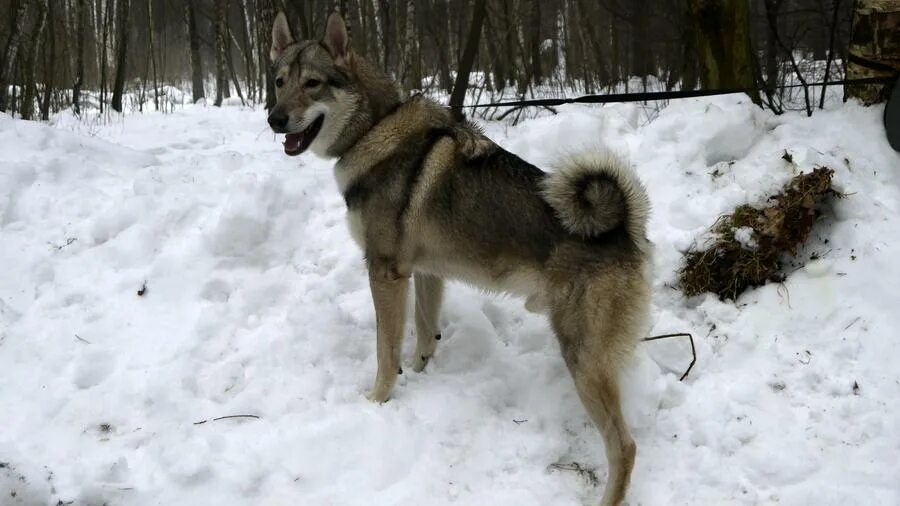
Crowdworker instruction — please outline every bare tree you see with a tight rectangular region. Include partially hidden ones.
[39,0,55,120]
[98,0,112,113]
[21,0,48,120]
[237,0,256,102]
[449,0,488,120]
[147,0,160,110]
[688,0,761,106]
[72,0,86,115]
[0,0,30,112]
[256,0,275,110]
[185,0,205,103]
[398,0,418,90]
[214,0,228,106]
[110,0,130,112]
[528,0,543,83]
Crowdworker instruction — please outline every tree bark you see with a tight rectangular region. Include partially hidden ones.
[99,0,111,113]
[846,0,900,104]
[111,0,130,113]
[765,0,779,94]
[399,0,418,91]
[21,0,48,120]
[257,0,276,111]
[370,0,386,70]
[237,0,256,103]
[73,0,86,115]
[40,1,55,120]
[449,0,488,121]
[147,0,160,111]
[215,0,228,106]
[529,0,543,83]
[688,0,761,106]
[0,0,29,112]
[186,0,205,104]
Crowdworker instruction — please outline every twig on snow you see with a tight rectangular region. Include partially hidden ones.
[641,332,696,381]
[193,414,261,425]
[548,462,599,487]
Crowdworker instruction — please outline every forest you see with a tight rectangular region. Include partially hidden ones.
[0,0,890,122]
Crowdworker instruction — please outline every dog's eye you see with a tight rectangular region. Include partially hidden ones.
[304,79,321,89]
[275,77,284,88]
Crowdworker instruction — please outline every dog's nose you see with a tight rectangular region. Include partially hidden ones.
[268,111,288,131]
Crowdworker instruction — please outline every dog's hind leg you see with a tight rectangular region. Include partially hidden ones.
[550,277,643,506]
[366,268,410,403]
[412,273,443,372]
[570,362,636,506]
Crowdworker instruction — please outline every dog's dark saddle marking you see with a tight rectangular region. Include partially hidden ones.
[342,127,453,211]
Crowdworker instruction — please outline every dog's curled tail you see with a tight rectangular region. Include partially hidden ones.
[541,150,650,242]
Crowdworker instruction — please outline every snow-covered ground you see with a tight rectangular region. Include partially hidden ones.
[1,94,899,506]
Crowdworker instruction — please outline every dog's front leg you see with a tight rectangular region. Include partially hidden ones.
[366,263,409,403]
[413,273,443,372]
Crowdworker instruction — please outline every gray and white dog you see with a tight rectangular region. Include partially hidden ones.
[267,11,652,506]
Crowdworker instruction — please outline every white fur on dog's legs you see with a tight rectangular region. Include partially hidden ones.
[412,273,443,372]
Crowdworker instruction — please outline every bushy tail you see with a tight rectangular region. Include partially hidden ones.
[541,150,650,242]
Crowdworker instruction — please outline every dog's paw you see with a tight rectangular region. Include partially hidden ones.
[412,353,430,373]
[365,376,395,403]
[365,387,392,404]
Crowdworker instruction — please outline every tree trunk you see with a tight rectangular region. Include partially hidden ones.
[40,1,55,120]
[148,0,160,111]
[631,0,653,84]
[73,0,86,115]
[484,7,505,91]
[0,0,29,112]
[186,0,205,104]
[846,0,900,104]
[237,0,256,103]
[449,0,488,121]
[376,0,393,76]
[110,0,130,112]
[21,0,48,121]
[529,0,543,83]
[225,27,246,105]
[215,0,228,106]
[99,0,111,114]
[370,0,385,70]
[765,0,779,94]
[400,0,418,91]
[688,0,761,106]
[257,0,276,110]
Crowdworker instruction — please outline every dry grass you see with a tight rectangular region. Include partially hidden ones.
[678,167,840,300]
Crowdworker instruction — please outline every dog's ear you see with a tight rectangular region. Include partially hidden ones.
[322,11,349,63]
[270,11,294,62]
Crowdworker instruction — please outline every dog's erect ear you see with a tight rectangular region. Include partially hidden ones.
[323,11,349,63]
[270,12,294,62]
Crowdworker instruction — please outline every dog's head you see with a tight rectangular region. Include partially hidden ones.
[268,11,357,158]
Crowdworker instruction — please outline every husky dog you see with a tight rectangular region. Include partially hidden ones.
[268,11,651,506]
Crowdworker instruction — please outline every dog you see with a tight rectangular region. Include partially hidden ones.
[267,11,652,506]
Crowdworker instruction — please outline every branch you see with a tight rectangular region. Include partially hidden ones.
[641,332,697,381]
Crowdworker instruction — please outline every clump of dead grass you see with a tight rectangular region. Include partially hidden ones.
[678,167,840,300]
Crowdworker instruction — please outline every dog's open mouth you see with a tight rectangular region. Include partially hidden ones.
[283,115,325,156]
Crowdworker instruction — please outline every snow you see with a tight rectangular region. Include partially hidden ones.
[733,227,758,250]
[2,94,899,505]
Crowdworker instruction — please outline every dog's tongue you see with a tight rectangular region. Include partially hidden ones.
[283,133,304,156]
